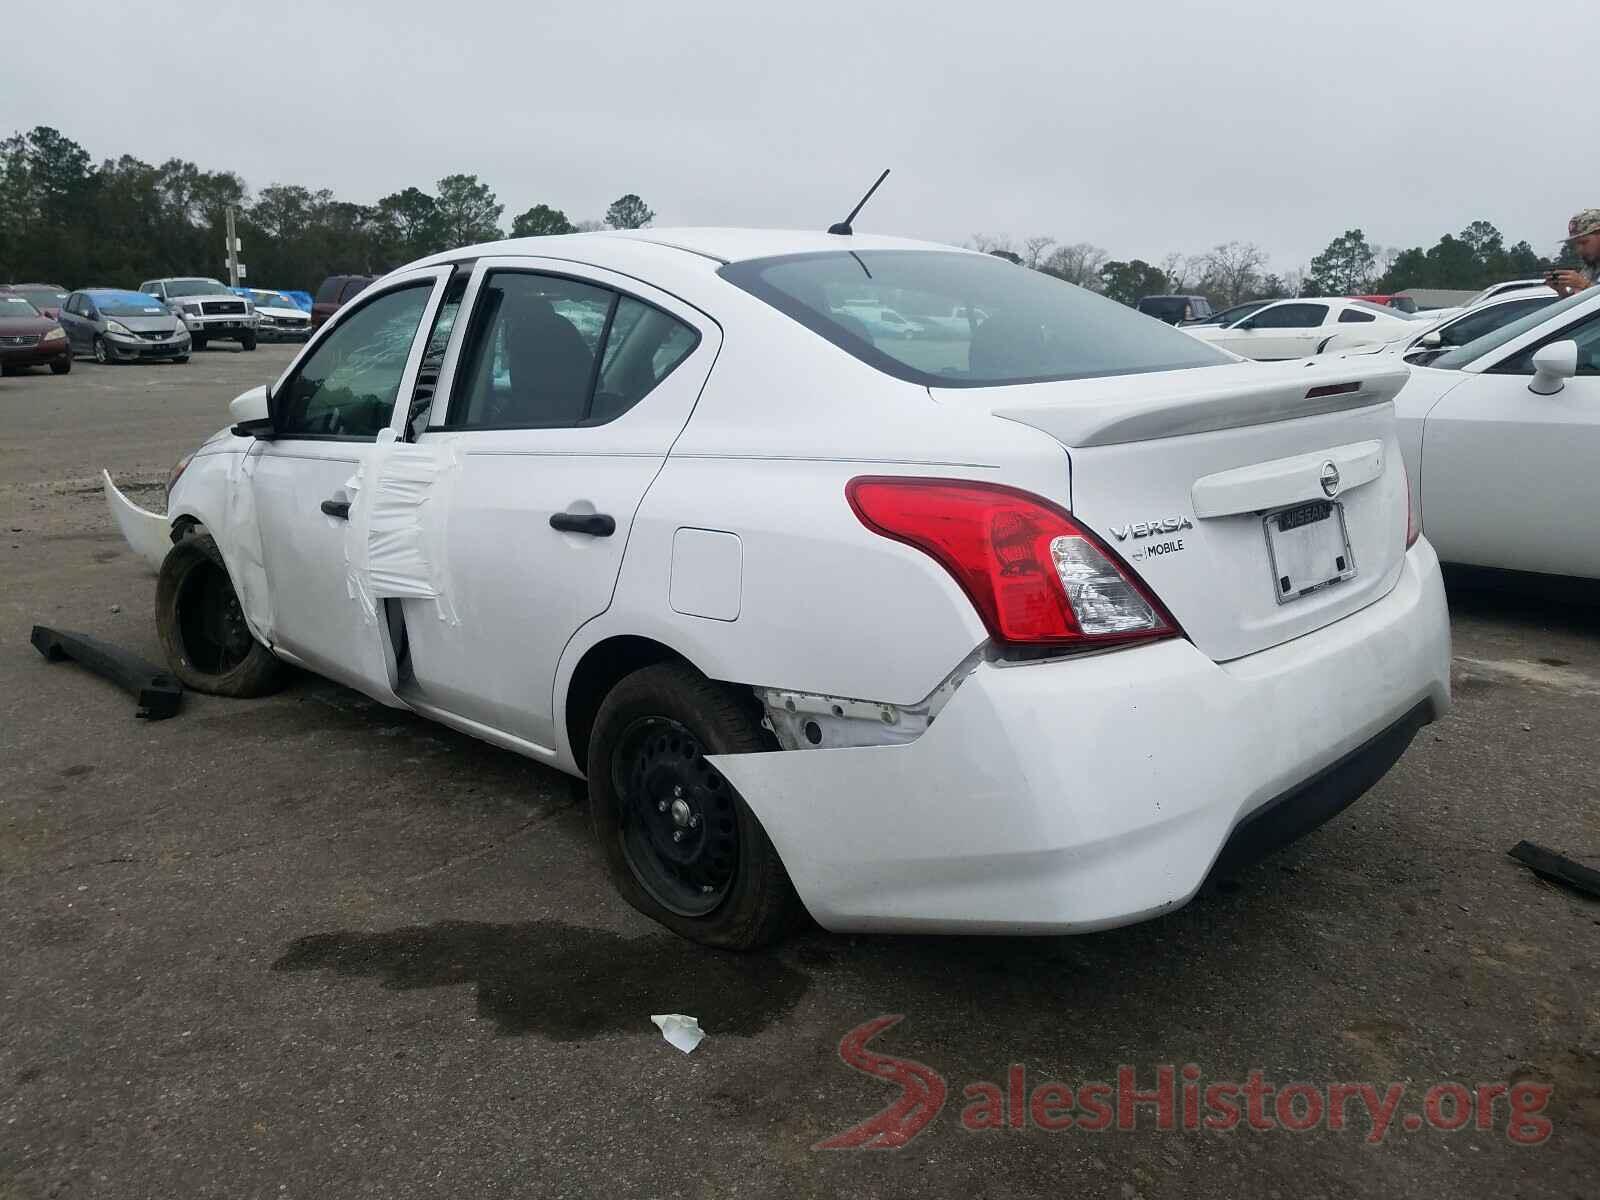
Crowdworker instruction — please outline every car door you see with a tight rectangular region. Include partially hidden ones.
[58,294,82,351]
[1212,301,1325,359]
[391,256,720,754]
[247,266,452,702]
[1420,309,1600,577]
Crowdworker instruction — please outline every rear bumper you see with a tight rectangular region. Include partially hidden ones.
[711,539,1451,934]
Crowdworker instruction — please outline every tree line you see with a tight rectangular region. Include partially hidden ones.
[977,221,1573,309]
[0,126,656,290]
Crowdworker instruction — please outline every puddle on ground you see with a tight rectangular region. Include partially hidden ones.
[271,918,810,1039]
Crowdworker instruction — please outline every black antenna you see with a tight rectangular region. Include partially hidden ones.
[828,169,890,236]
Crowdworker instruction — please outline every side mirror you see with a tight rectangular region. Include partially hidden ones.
[1419,330,1442,349]
[1529,340,1579,396]
[229,384,275,438]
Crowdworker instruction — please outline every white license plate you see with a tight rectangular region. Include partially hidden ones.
[1264,500,1355,604]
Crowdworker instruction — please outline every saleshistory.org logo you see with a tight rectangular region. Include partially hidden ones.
[813,1017,1555,1150]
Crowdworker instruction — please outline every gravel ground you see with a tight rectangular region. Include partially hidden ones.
[1,347,1596,1199]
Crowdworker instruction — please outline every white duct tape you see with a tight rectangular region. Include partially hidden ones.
[344,434,460,626]
[222,447,275,642]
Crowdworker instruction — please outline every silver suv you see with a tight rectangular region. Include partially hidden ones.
[139,277,259,351]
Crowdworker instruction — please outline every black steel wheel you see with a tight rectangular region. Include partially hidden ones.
[587,662,801,949]
[156,532,285,697]
[614,716,741,917]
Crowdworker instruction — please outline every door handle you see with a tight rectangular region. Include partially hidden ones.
[320,498,351,520]
[549,510,616,537]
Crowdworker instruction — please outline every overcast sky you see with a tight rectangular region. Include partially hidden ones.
[3,0,1588,270]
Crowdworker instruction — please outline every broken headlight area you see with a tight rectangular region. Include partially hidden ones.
[755,648,983,751]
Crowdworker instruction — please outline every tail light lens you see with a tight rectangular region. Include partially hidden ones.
[846,477,1178,648]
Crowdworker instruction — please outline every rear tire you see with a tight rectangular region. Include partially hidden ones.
[586,662,800,950]
[155,532,285,697]
[50,358,71,375]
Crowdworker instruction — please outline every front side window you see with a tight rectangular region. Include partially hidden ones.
[1433,297,1553,349]
[1486,312,1600,377]
[274,284,433,438]
[1431,288,1596,371]
[1252,303,1329,329]
[444,271,697,428]
[723,252,1227,387]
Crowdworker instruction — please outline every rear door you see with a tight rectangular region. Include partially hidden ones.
[393,256,720,752]
[1420,310,1600,577]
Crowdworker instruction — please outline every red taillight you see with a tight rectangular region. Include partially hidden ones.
[846,477,1178,647]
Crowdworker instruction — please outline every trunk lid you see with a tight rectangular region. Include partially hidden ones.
[938,360,1413,662]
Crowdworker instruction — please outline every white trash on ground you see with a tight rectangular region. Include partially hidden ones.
[650,1014,705,1054]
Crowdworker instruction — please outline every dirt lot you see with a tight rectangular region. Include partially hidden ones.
[1,347,1597,1198]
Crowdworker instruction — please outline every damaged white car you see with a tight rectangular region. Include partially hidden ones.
[106,229,1452,948]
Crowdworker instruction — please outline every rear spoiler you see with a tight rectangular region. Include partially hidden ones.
[980,361,1410,449]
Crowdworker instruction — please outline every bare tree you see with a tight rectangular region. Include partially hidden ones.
[1159,252,1194,294]
[1198,241,1269,307]
[1040,242,1108,290]
[1021,235,1056,270]
[967,232,1018,259]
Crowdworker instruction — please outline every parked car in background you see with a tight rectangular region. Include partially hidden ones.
[140,277,257,351]
[311,274,377,330]
[5,282,69,320]
[1460,279,1547,309]
[58,289,191,364]
[1354,294,1418,314]
[1394,285,1600,583]
[1183,297,1418,359]
[1325,287,1558,365]
[105,228,1448,949]
[0,290,71,375]
[1135,294,1214,324]
[1180,299,1270,328]
[238,289,312,340]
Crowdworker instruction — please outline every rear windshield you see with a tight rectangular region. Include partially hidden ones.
[720,251,1230,387]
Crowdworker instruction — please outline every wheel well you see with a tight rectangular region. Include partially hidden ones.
[565,636,687,772]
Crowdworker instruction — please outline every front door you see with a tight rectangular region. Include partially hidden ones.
[1421,312,1600,578]
[391,256,720,753]
[248,267,451,702]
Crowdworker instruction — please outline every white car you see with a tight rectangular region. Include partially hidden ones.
[241,289,313,341]
[105,229,1451,948]
[1325,287,1558,364]
[1394,285,1600,581]
[1184,297,1418,360]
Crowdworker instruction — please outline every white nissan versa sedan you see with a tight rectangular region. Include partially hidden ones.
[104,229,1452,949]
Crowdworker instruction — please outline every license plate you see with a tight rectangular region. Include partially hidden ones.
[1264,500,1355,604]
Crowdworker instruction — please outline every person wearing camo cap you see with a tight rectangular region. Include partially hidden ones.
[1546,209,1600,296]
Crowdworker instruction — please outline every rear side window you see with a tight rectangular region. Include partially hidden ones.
[444,271,698,429]
[722,253,1227,387]
[1338,309,1376,324]
[341,278,370,302]
[315,278,344,304]
[1252,303,1328,329]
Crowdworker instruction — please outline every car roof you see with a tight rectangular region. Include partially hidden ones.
[428,227,967,268]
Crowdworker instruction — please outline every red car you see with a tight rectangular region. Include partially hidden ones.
[0,289,72,375]
[1354,293,1418,314]
[311,274,377,330]
[5,282,69,321]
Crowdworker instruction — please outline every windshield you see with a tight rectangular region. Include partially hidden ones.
[164,279,233,298]
[249,290,289,307]
[1430,288,1594,370]
[90,292,171,318]
[1,295,41,317]
[721,251,1230,387]
[13,287,64,308]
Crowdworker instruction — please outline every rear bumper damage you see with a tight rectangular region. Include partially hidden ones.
[103,470,171,571]
[711,539,1451,934]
